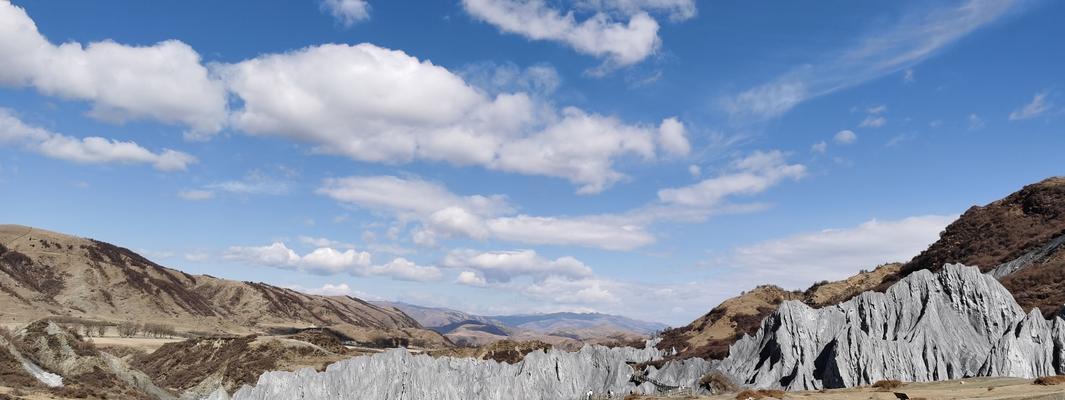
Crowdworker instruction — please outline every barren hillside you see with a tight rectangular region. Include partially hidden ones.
[0,224,448,347]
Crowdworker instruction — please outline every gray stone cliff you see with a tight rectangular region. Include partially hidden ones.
[718,264,1065,390]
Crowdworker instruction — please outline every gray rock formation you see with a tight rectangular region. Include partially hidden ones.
[226,340,715,400]
[718,264,1065,390]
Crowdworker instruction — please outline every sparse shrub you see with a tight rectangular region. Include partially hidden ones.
[1034,375,1065,386]
[872,379,904,390]
[700,371,738,393]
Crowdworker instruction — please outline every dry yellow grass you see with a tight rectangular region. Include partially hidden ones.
[632,377,1065,400]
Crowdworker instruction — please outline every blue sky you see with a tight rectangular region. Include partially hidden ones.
[0,0,1062,325]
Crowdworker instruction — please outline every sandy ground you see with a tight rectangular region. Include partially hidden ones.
[638,378,1065,400]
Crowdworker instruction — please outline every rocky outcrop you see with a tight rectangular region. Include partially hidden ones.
[718,265,1065,390]
[225,340,715,400]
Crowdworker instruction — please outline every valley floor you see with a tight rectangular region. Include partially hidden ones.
[636,378,1065,400]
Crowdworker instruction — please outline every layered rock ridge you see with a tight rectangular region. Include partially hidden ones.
[718,264,1065,390]
[226,339,717,400]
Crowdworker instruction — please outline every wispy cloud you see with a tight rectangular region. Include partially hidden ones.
[725,0,1023,119]
[1009,91,1052,120]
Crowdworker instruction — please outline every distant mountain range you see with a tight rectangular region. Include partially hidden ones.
[375,301,667,347]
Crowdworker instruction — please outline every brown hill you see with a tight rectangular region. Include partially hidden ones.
[657,264,900,359]
[884,177,1065,317]
[0,224,448,347]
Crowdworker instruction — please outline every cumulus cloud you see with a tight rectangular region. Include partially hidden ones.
[656,117,690,156]
[462,0,661,69]
[0,109,195,171]
[222,43,682,193]
[225,241,439,282]
[0,2,227,138]
[443,249,593,282]
[287,283,354,296]
[727,215,955,289]
[1009,91,1052,121]
[725,0,1021,119]
[834,130,857,145]
[456,271,488,287]
[657,150,805,208]
[320,0,370,27]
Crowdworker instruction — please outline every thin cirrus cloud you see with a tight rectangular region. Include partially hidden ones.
[0,2,691,194]
[1009,91,1052,121]
[724,0,1023,119]
[224,241,442,282]
[0,109,195,171]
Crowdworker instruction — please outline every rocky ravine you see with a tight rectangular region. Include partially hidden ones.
[718,264,1065,390]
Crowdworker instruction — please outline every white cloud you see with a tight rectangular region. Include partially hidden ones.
[443,249,594,282]
[367,258,442,282]
[859,115,886,128]
[866,105,887,114]
[834,129,857,144]
[725,0,1021,118]
[320,0,371,27]
[903,68,915,83]
[222,43,679,193]
[811,141,827,154]
[657,150,805,208]
[456,271,488,287]
[178,190,215,201]
[287,283,354,296]
[657,117,690,156]
[726,215,955,289]
[0,109,195,171]
[968,113,986,130]
[225,241,440,282]
[0,2,226,138]
[319,175,655,250]
[688,164,701,177]
[520,275,620,305]
[1009,91,1052,121]
[462,0,661,69]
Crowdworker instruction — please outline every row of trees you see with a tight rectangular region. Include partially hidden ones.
[52,318,177,339]
[116,322,177,338]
